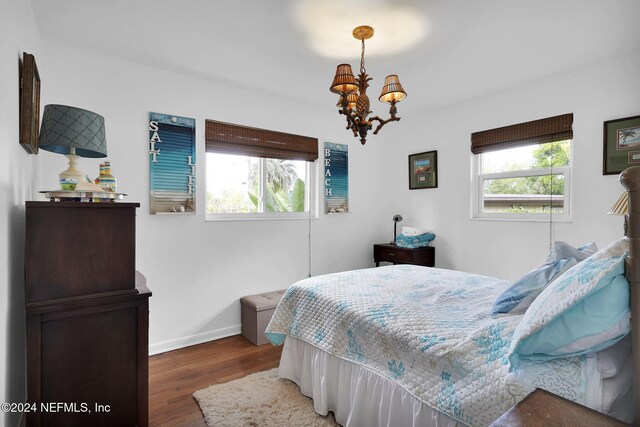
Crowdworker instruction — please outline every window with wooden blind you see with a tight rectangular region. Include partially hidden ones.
[471,113,573,221]
[205,120,318,220]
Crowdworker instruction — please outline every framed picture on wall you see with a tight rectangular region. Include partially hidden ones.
[603,114,640,175]
[19,52,41,154]
[409,150,438,189]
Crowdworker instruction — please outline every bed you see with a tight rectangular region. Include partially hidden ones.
[265,166,640,427]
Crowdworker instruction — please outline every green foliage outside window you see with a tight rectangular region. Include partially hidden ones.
[484,141,570,196]
[206,156,306,214]
[247,159,305,212]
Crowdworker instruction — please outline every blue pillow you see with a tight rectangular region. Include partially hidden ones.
[546,241,598,263]
[491,257,577,315]
[509,238,630,369]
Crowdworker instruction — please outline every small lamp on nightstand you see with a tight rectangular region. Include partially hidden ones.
[608,192,628,235]
[392,214,403,244]
[39,104,107,188]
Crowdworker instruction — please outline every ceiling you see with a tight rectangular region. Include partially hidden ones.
[31,0,640,112]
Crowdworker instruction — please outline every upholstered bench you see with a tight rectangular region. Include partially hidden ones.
[240,290,286,345]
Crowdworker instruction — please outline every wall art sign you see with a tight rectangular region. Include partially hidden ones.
[324,142,349,213]
[603,114,640,175]
[149,112,196,214]
[409,150,438,189]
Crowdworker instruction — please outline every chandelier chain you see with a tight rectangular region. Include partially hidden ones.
[360,38,366,74]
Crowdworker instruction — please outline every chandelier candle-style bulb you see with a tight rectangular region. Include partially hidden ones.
[329,25,406,145]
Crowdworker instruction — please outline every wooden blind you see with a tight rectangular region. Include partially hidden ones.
[471,113,573,154]
[205,120,318,161]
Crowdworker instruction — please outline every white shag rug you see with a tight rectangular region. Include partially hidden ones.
[193,368,340,427]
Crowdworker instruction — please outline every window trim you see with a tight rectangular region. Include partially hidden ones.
[471,144,573,222]
[205,155,318,222]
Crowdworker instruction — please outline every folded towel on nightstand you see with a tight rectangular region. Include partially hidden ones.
[396,232,436,248]
[401,226,429,236]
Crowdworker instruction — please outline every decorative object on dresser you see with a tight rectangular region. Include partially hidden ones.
[148,112,196,214]
[19,52,41,154]
[39,104,107,188]
[40,188,127,202]
[329,25,406,145]
[373,243,434,267]
[40,180,127,202]
[409,150,438,189]
[97,160,117,191]
[603,114,640,175]
[392,214,403,243]
[25,201,151,427]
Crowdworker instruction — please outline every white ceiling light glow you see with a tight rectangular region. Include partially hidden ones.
[292,0,428,59]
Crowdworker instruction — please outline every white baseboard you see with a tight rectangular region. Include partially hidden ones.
[149,324,241,356]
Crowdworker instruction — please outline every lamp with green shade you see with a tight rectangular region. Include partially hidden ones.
[39,104,107,188]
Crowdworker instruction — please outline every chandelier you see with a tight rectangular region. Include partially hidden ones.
[330,26,407,145]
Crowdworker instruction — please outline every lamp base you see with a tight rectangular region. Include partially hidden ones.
[59,153,89,189]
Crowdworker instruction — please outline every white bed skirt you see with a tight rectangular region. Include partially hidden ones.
[279,335,634,426]
[279,336,463,427]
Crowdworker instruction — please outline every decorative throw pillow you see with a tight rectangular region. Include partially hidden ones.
[491,257,577,315]
[546,241,598,263]
[509,237,630,369]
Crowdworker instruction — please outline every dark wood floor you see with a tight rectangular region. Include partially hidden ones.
[149,335,283,426]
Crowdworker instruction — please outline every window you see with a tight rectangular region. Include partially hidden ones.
[205,120,318,220]
[206,153,314,218]
[471,114,573,221]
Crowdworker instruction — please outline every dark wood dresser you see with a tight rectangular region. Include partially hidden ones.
[373,243,435,267]
[25,202,151,427]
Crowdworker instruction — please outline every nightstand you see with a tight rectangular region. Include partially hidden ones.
[490,389,628,427]
[373,243,435,267]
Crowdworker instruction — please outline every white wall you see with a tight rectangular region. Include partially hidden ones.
[0,1,42,426]
[38,42,640,355]
[39,42,390,354]
[384,53,640,280]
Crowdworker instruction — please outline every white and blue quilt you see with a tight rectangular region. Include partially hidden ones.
[266,265,591,426]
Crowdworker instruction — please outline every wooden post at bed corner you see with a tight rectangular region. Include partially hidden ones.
[619,166,640,427]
